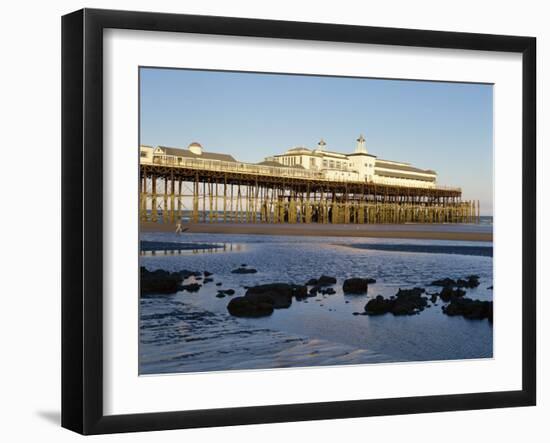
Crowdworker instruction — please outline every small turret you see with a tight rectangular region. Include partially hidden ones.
[317,139,327,151]
[188,142,203,155]
[355,134,367,154]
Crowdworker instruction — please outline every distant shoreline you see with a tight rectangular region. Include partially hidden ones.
[140,222,492,242]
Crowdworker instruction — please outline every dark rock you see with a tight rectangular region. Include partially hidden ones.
[180,283,202,292]
[140,267,183,294]
[293,285,308,299]
[203,277,214,284]
[215,293,226,298]
[364,288,428,316]
[245,284,292,307]
[365,278,377,284]
[431,275,480,289]
[467,275,481,288]
[231,267,258,274]
[195,277,203,281]
[343,278,370,294]
[396,287,425,297]
[391,288,428,316]
[225,282,317,317]
[177,269,202,279]
[439,286,466,302]
[216,282,222,286]
[309,286,320,296]
[321,287,336,295]
[456,275,480,289]
[430,277,456,287]
[487,285,493,290]
[317,275,337,286]
[442,298,493,321]
[430,293,438,303]
[204,271,213,277]
[306,278,319,286]
[227,296,274,317]
[364,295,394,316]
[245,283,306,307]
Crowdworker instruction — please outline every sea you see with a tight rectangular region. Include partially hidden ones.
[139,221,493,375]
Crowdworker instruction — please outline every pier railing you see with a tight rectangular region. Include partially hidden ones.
[146,155,461,192]
[152,155,324,180]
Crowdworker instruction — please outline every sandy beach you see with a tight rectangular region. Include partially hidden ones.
[140,222,492,242]
[139,230,493,373]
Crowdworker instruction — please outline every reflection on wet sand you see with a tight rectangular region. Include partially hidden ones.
[140,242,246,256]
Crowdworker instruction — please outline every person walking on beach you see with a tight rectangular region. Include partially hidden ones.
[175,221,183,234]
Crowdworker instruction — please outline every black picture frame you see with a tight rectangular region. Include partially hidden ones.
[61,8,536,435]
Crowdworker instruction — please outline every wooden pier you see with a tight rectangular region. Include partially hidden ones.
[139,157,480,225]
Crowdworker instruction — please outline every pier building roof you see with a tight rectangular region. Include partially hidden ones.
[375,159,436,175]
[257,160,305,169]
[156,146,237,162]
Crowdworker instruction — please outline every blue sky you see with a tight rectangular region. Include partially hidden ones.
[140,68,493,215]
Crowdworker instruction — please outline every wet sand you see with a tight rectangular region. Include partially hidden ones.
[139,231,493,373]
[140,240,224,251]
[141,222,492,242]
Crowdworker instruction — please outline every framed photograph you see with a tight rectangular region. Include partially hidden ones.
[61,8,536,435]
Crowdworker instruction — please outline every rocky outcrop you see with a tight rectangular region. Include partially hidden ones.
[231,266,258,274]
[456,275,480,289]
[430,275,480,289]
[430,277,456,287]
[180,283,201,292]
[227,283,308,317]
[246,283,306,306]
[140,267,183,294]
[308,285,336,297]
[177,269,202,279]
[227,296,274,317]
[364,287,428,316]
[442,298,493,321]
[439,286,466,302]
[342,278,371,294]
[317,275,337,286]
